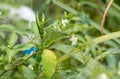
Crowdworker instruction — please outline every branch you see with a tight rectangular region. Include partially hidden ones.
[0,71,6,77]
[37,71,44,79]
[101,0,114,36]
[0,52,36,78]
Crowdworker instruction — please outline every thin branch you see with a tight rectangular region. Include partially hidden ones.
[0,52,36,78]
[0,70,6,77]
[37,71,44,79]
[101,0,114,36]
[18,52,36,66]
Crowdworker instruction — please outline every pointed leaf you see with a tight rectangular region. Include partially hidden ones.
[42,49,57,79]
[13,43,34,51]
[94,31,120,44]
[6,48,17,62]
[43,27,68,48]
[50,44,74,54]
[7,32,18,48]
[72,52,88,64]
[36,12,44,36]
[0,24,16,31]
[31,22,39,37]
[31,22,41,43]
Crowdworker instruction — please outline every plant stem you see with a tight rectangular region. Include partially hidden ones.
[0,52,36,78]
[0,70,6,77]
[101,0,114,36]
[37,71,44,79]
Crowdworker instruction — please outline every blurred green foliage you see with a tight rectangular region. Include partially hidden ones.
[0,0,120,79]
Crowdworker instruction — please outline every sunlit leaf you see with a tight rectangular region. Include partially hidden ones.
[94,31,120,44]
[42,49,57,79]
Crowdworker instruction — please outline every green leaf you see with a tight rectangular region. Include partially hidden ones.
[36,11,44,36]
[22,65,36,79]
[15,29,29,36]
[45,0,51,4]
[0,31,5,39]
[42,13,45,22]
[95,49,117,61]
[6,48,17,62]
[7,32,18,48]
[106,55,116,70]
[31,22,41,43]
[91,21,120,45]
[28,58,37,66]
[0,24,16,32]
[72,52,88,64]
[94,31,120,44]
[52,0,78,15]
[0,44,6,51]
[50,44,74,54]
[13,43,34,51]
[78,12,90,25]
[43,27,68,48]
[31,22,39,37]
[42,49,57,79]
[78,58,107,78]
[70,17,81,21]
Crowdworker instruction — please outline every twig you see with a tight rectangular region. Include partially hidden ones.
[101,0,114,36]
[18,52,36,66]
[0,70,7,77]
[37,71,44,79]
[0,52,36,78]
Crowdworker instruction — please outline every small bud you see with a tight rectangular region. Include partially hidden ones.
[61,19,69,27]
[118,70,120,75]
[99,73,108,79]
[0,11,2,15]
[70,35,78,45]
[28,64,34,70]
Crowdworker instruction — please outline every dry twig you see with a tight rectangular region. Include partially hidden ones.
[101,0,114,36]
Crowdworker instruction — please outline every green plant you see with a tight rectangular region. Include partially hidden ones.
[0,0,120,79]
